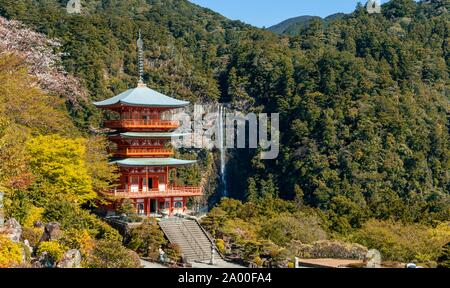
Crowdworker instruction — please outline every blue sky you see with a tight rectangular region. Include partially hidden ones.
[189,0,391,28]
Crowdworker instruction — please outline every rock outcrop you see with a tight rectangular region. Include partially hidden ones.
[366,249,382,268]
[57,249,82,268]
[23,239,33,255]
[39,222,61,242]
[0,218,22,243]
[32,252,54,268]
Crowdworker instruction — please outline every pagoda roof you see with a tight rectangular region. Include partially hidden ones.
[93,85,190,108]
[111,158,197,167]
[110,132,188,139]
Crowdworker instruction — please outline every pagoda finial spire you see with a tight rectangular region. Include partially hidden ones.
[137,29,146,87]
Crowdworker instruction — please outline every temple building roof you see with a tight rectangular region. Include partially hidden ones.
[93,85,190,108]
[111,158,197,167]
[110,132,188,139]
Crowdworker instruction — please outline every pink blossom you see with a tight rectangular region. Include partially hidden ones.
[0,16,87,110]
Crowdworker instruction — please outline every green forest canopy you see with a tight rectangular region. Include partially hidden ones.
[0,0,448,224]
[0,0,448,265]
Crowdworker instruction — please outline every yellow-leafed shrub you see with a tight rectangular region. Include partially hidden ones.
[216,238,226,254]
[0,236,23,268]
[59,228,95,258]
[23,206,44,228]
[37,241,65,263]
[350,220,450,262]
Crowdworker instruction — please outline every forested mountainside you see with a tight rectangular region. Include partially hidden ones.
[268,15,322,34]
[0,0,253,128]
[0,0,449,267]
[267,13,345,35]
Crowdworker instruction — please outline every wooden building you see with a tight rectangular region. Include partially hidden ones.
[93,36,202,216]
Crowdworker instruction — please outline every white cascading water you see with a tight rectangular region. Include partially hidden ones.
[167,104,228,199]
[217,105,227,197]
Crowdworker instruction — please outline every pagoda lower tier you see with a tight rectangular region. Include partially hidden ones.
[103,158,202,216]
[105,189,202,217]
[109,196,194,217]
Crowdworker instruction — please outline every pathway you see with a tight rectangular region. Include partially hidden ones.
[140,258,245,269]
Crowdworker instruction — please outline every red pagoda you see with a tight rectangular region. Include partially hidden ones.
[94,33,202,217]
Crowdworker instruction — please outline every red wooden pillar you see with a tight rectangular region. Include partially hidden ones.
[166,166,169,187]
[174,168,177,188]
[156,198,159,214]
[169,197,173,216]
[145,166,148,192]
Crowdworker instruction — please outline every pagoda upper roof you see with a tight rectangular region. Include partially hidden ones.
[111,158,197,167]
[110,132,188,139]
[93,85,190,108]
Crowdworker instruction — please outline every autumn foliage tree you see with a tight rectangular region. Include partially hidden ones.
[26,135,96,205]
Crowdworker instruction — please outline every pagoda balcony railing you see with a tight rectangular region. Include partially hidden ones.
[104,186,203,199]
[104,119,179,129]
[115,147,174,157]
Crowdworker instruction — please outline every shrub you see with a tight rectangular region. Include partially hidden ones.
[259,213,327,245]
[264,246,289,268]
[201,207,227,238]
[241,240,265,261]
[126,219,167,260]
[59,228,95,258]
[215,239,226,254]
[217,198,244,218]
[350,220,450,262]
[165,243,182,263]
[252,256,264,267]
[43,200,121,241]
[22,206,44,228]
[86,239,141,268]
[37,241,65,263]
[288,240,368,259]
[0,236,23,268]
[221,218,259,244]
[437,242,450,268]
[117,199,136,216]
[126,215,144,223]
[427,221,450,262]
[21,227,43,248]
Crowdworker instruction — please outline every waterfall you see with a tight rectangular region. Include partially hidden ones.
[168,104,228,199]
[217,105,227,197]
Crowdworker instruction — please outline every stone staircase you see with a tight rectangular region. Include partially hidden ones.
[159,218,219,263]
